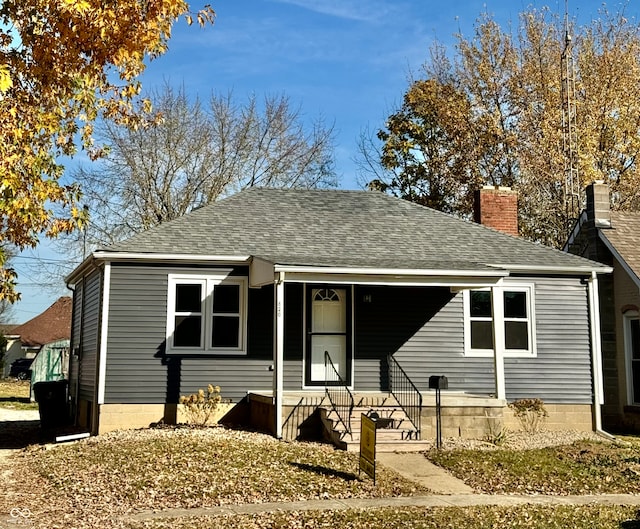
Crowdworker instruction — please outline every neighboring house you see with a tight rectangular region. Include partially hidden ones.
[66,187,611,441]
[565,182,640,432]
[2,297,72,379]
[1,324,20,378]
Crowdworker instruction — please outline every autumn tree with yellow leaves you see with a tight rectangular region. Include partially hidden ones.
[361,7,640,248]
[0,0,214,300]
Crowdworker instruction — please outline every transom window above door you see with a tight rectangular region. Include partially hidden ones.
[314,289,341,302]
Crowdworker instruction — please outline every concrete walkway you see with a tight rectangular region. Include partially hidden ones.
[377,451,474,494]
[130,494,640,521]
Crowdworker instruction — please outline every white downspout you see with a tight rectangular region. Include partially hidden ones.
[588,271,613,438]
[274,273,285,439]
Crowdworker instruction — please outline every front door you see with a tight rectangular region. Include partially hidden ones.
[306,287,350,385]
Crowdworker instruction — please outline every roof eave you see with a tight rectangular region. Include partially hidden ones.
[488,263,613,275]
[92,251,252,263]
[65,252,252,285]
[273,264,509,277]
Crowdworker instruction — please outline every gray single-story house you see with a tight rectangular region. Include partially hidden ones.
[66,187,611,443]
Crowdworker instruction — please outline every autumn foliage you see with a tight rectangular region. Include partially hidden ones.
[369,8,640,248]
[0,0,214,300]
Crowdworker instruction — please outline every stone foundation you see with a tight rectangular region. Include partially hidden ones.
[96,402,235,434]
[422,400,594,439]
[503,403,594,433]
[88,396,595,439]
[420,396,505,439]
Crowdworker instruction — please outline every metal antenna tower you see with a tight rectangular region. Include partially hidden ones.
[561,0,580,225]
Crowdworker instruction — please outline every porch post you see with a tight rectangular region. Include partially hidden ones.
[491,287,506,400]
[274,273,285,438]
[588,271,604,431]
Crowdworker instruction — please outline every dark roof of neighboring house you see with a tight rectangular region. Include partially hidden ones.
[98,188,607,274]
[600,211,640,280]
[11,296,72,348]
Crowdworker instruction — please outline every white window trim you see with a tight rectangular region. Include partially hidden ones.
[166,271,248,355]
[463,284,536,358]
[624,310,640,406]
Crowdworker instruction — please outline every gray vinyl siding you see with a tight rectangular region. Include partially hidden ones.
[503,277,592,403]
[101,266,593,404]
[68,281,83,402]
[354,286,487,392]
[71,282,82,351]
[104,264,274,404]
[354,278,593,403]
[78,270,102,401]
[283,283,304,390]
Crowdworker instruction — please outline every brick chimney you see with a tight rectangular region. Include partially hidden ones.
[473,186,518,236]
[585,180,611,229]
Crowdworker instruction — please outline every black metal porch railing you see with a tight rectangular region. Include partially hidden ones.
[387,354,422,439]
[324,351,354,437]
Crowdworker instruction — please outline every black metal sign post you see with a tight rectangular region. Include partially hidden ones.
[429,375,448,450]
[359,413,377,485]
[436,385,443,449]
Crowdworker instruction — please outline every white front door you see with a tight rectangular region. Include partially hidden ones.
[308,288,348,384]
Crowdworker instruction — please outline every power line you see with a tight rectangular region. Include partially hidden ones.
[13,255,80,264]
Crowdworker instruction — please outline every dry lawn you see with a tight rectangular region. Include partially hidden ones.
[0,379,36,410]
[0,426,424,528]
[429,437,640,495]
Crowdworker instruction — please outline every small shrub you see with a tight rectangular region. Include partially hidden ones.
[509,398,548,434]
[179,384,222,426]
[484,410,510,446]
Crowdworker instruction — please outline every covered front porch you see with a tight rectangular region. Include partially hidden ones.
[259,262,514,441]
[245,389,507,449]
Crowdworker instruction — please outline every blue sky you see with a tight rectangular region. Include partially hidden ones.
[10,0,634,323]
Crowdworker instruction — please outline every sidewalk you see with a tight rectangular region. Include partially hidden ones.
[129,451,640,522]
[130,493,640,522]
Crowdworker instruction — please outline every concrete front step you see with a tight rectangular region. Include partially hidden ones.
[320,400,424,451]
[332,427,419,442]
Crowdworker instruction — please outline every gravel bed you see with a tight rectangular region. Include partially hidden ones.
[435,429,608,451]
[88,426,608,453]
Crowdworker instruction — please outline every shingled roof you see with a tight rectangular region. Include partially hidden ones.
[99,188,607,274]
[600,211,640,281]
[11,296,72,348]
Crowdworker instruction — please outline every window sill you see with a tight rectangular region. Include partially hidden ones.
[464,350,536,359]
[166,349,247,356]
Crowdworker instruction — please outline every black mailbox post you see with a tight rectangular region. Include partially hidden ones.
[429,375,448,449]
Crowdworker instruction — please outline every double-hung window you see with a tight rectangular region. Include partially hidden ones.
[624,311,640,405]
[464,285,535,357]
[166,272,247,354]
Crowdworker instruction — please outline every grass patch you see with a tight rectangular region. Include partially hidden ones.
[128,505,640,529]
[28,427,425,514]
[0,379,37,410]
[429,439,640,495]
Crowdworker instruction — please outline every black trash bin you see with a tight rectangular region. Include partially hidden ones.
[33,380,69,429]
